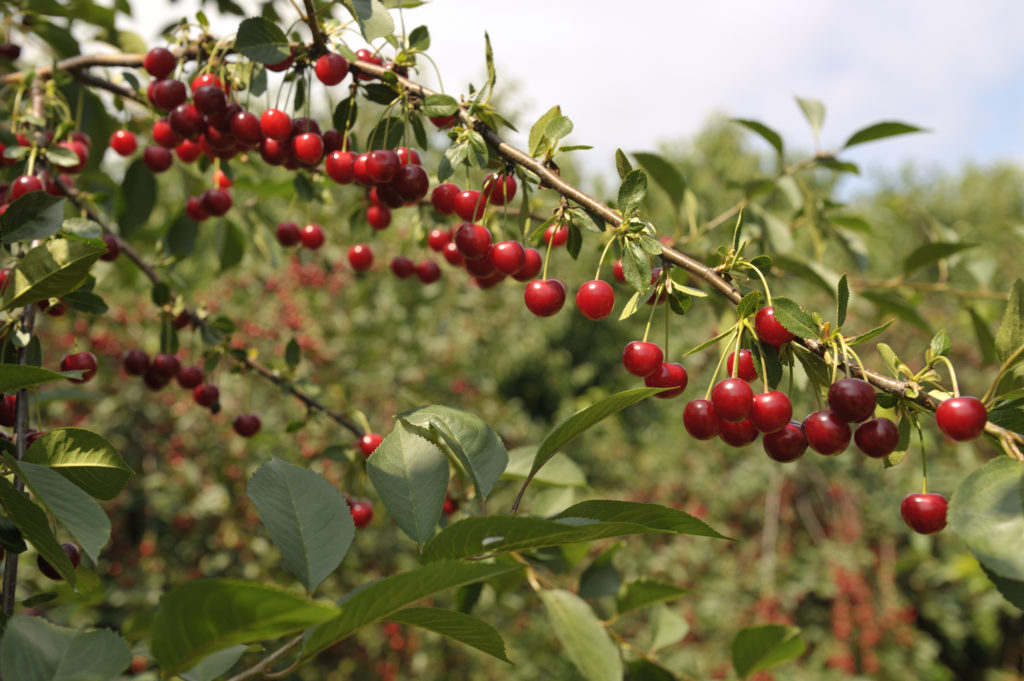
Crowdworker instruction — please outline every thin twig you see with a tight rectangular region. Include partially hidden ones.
[301,0,328,55]
[223,634,304,681]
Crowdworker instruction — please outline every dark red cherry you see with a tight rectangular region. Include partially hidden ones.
[276,221,301,247]
[512,248,542,282]
[233,413,261,437]
[315,53,350,85]
[431,183,459,214]
[755,306,796,347]
[122,349,150,376]
[415,261,441,284]
[711,378,754,423]
[683,399,719,440]
[900,493,947,534]
[348,244,373,271]
[622,341,663,377]
[749,391,792,433]
[643,362,687,399]
[727,349,758,382]
[802,410,851,455]
[390,256,415,279]
[454,223,492,260]
[827,378,877,423]
[763,421,807,462]
[854,417,899,458]
[144,47,176,78]
[719,419,759,447]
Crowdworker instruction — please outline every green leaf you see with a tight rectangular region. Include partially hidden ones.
[502,447,586,487]
[950,458,1024,582]
[422,93,458,117]
[366,419,449,544]
[0,193,64,245]
[160,314,179,355]
[545,115,573,140]
[24,427,133,500]
[363,82,399,105]
[750,342,783,389]
[836,274,849,327]
[970,307,999,364]
[0,514,27,554]
[0,476,75,584]
[618,169,648,217]
[621,238,651,294]
[996,279,1024,363]
[332,96,358,132]
[683,329,733,357]
[529,105,562,157]
[828,214,872,232]
[903,242,975,275]
[151,579,340,675]
[632,152,687,208]
[166,212,199,257]
[731,119,784,157]
[421,501,727,563]
[301,562,521,661]
[408,24,429,50]
[116,159,156,237]
[285,338,300,369]
[63,289,107,315]
[522,388,664,492]
[234,16,290,64]
[390,607,510,662]
[218,221,245,273]
[847,319,893,346]
[246,458,354,592]
[399,405,508,500]
[12,460,110,563]
[794,96,825,138]
[540,589,622,681]
[861,290,931,332]
[732,624,806,678]
[0,615,131,681]
[179,645,249,681]
[625,659,678,681]
[843,121,925,148]
[616,579,688,615]
[930,329,951,358]
[649,603,689,651]
[615,148,632,180]
[769,297,818,339]
[1,237,106,311]
[0,364,75,393]
[44,146,80,168]
[736,291,762,320]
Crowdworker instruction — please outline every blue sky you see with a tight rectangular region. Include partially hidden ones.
[128,1,1024,188]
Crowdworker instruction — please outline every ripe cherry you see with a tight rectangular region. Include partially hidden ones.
[348,244,373,271]
[464,254,497,278]
[300,223,325,250]
[291,133,324,166]
[827,378,876,423]
[763,422,807,462]
[802,410,851,455]
[143,47,176,78]
[177,365,203,389]
[427,228,452,251]
[354,49,383,80]
[719,419,759,447]
[854,417,899,458]
[430,114,457,129]
[612,259,626,284]
[260,108,291,140]
[490,241,525,275]
[185,196,209,221]
[315,53,349,85]
[453,190,486,221]
[454,223,492,260]
[749,391,792,433]
[575,280,615,320]
[443,492,459,516]
[431,183,460,214]
[122,349,150,376]
[230,111,263,146]
[524,279,567,317]
[274,222,300,246]
[349,500,373,527]
[151,353,181,379]
[395,146,421,165]
[482,173,517,206]
[175,139,201,163]
[201,189,232,217]
[727,349,758,382]
[415,261,441,284]
[192,84,227,116]
[711,378,754,423]
[512,248,543,282]
[142,146,173,172]
[190,72,222,92]
[393,164,429,202]
[359,433,383,457]
[544,224,569,246]
[442,242,464,266]
[683,399,720,440]
[233,413,262,437]
[60,351,98,383]
[325,151,356,184]
[390,256,415,279]
[366,205,391,231]
[622,341,663,377]
[37,542,81,580]
[193,383,220,408]
[755,306,795,347]
[644,362,688,399]
[900,492,948,534]
[935,396,987,441]
[366,149,400,183]
[109,129,137,156]
[0,395,16,428]
[10,174,42,199]
[168,102,203,137]
[151,78,187,110]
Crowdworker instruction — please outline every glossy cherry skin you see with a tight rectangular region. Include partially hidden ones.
[622,341,663,377]
[348,244,373,271]
[151,78,187,110]
[315,52,349,85]
[122,349,150,376]
[644,362,688,399]
[763,421,807,463]
[143,47,176,78]
[612,259,626,284]
[109,129,137,156]
[900,492,948,534]
[366,205,391,230]
[151,353,181,379]
[37,542,81,580]
[802,410,851,455]
[683,399,720,440]
[482,173,517,205]
[575,280,615,320]
[390,256,415,279]
[544,224,569,246]
[490,241,525,275]
[854,417,899,458]
[524,279,567,317]
[325,151,355,184]
[755,306,795,347]
[60,351,98,383]
[711,378,754,423]
[185,196,209,221]
[719,418,759,447]
[454,223,492,260]
[727,349,758,382]
[193,383,220,408]
[395,147,421,165]
[233,413,262,437]
[291,133,324,166]
[300,223,325,250]
[430,114,456,129]
[442,242,464,266]
[430,183,460,214]
[427,228,452,251]
[749,391,792,433]
[11,174,42,199]
[359,433,383,457]
[276,221,301,247]
[201,189,232,217]
[935,396,987,441]
[464,253,497,278]
[453,190,486,221]
[0,395,16,428]
[512,248,543,282]
[827,378,877,423]
[366,150,400,183]
[393,164,429,202]
[354,48,383,80]
[349,500,373,527]
[192,84,227,116]
[415,261,441,284]
[260,108,291,140]
[142,146,173,172]
[176,365,203,389]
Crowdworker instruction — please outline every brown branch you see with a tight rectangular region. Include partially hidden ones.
[67,69,144,104]
[301,0,328,55]
[223,634,304,681]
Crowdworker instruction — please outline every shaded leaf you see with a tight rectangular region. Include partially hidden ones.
[540,589,622,681]
[0,365,76,393]
[0,615,130,681]
[836,274,849,327]
[950,458,1024,581]
[995,279,1024,363]
[502,447,586,487]
[116,160,155,236]
[618,169,648,217]
[390,607,510,662]
[732,119,783,157]
[0,476,75,584]
[24,428,133,500]
[234,16,290,64]
[732,624,806,678]
[861,290,931,332]
[903,242,975,276]
[0,193,64,246]
[1,237,106,311]
[843,121,925,149]
[616,580,688,615]
[179,645,249,681]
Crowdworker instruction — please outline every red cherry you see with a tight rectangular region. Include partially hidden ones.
[854,417,899,458]
[348,244,373,271]
[177,365,203,389]
[827,378,876,423]
[622,341,663,377]
[392,164,429,202]
[151,353,181,379]
[430,114,457,129]
[443,493,458,516]
[453,190,486,221]
[359,433,383,457]
[10,174,42,200]
[122,349,150,376]
[230,111,263,146]
[60,352,98,383]
[201,189,232,217]
[395,147,421,166]
[476,273,509,289]
[683,399,720,440]
[711,378,754,423]
[142,146,173,172]
[233,413,261,437]
[644,362,688,399]
[490,242,525,275]
[260,108,291,140]
[612,259,626,284]
[763,422,807,462]
[109,129,137,156]
[190,72,222,92]
[322,129,349,152]
[482,173,517,206]
[175,139,201,163]
[727,349,758,382]
[524,279,567,317]
[185,196,209,222]
[464,253,496,278]
[454,223,492,260]
[719,419,759,447]
[193,383,220,408]
[427,228,452,251]
[275,221,300,247]
[390,256,415,279]
[935,396,987,441]
[415,261,441,284]
[100,233,120,262]
[349,500,373,527]
[265,46,295,72]
[0,395,16,427]
[354,49,383,80]
[143,47,176,78]
[755,306,796,347]
[315,53,350,85]
[512,248,542,282]
[575,280,615,320]
[372,183,404,209]
[544,224,569,246]
[213,169,232,189]
[37,542,81,580]
[442,242,464,267]
[366,205,391,231]
[366,149,400,183]
[900,492,947,534]
[431,183,460,214]
[325,151,355,184]
[152,118,182,148]
[300,224,325,250]
[143,368,170,391]
[749,391,792,433]
[151,78,187,111]
[192,84,227,116]
[352,153,373,186]
[802,410,851,455]
[291,133,324,166]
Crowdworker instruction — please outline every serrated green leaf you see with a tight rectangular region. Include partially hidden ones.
[847,319,893,346]
[843,121,925,149]
[769,297,818,339]
[732,119,784,157]
[996,279,1024,363]
[24,427,133,500]
[930,329,951,358]
[179,645,249,681]
[0,615,131,681]
[234,16,290,64]
[794,96,825,138]
[622,238,650,294]
[363,82,399,105]
[422,93,458,117]
[618,169,648,217]
[614,148,632,180]
[545,115,573,140]
[529,105,561,158]
[950,458,1024,582]
[247,458,354,592]
[732,624,805,678]
[616,580,689,614]
[1,237,106,311]
[633,152,687,207]
[0,476,75,584]
[836,274,849,327]
[0,193,64,245]
[903,242,976,275]
[540,589,622,681]
[0,365,75,393]
[390,607,510,662]
[736,291,762,320]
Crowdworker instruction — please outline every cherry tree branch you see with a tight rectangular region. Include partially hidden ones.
[222,634,304,681]
[301,0,329,55]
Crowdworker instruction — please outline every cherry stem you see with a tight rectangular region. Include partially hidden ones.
[933,355,961,397]
[663,291,671,356]
[640,280,660,344]
[540,223,555,281]
[916,417,928,494]
[705,327,739,401]
[746,262,773,307]
[732,325,743,379]
[981,341,1024,406]
[839,337,869,380]
[758,343,769,393]
[594,235,616,281]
